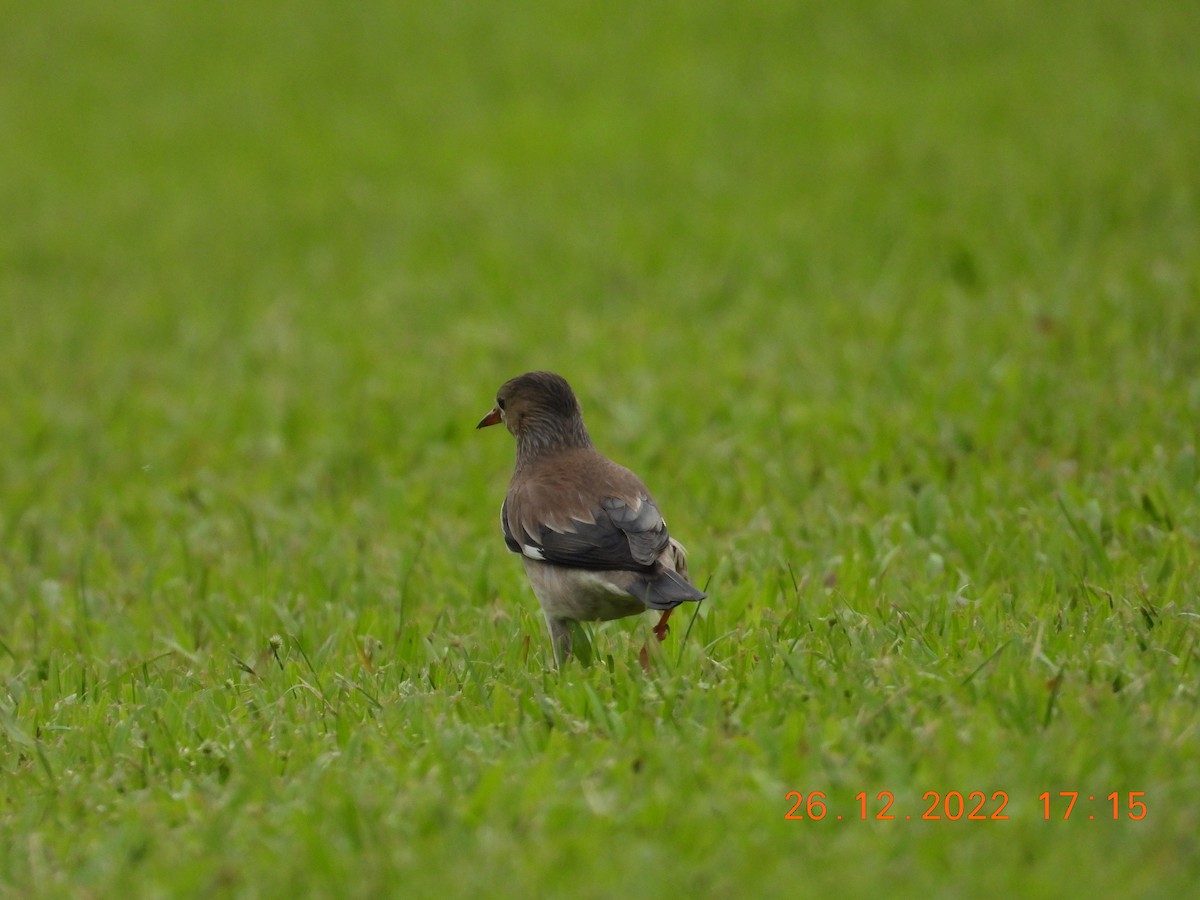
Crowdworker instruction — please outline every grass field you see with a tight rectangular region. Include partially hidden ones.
[3,1,1199,896]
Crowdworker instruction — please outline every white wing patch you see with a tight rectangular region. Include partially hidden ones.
[522,545,546,561]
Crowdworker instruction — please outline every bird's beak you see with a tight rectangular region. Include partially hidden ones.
[476,407,503,429]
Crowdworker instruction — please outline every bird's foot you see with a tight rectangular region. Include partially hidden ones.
[652,609,672,642]
[638,644,652,673]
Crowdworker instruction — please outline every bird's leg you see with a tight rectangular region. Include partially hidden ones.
[546,616,572,668]
[652,609,672,641]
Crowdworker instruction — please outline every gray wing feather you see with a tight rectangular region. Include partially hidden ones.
[520,495,669,571]
[599,497,668,566]
[500,497,521,553]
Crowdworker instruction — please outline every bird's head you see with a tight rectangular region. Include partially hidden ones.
[477,371,592,457]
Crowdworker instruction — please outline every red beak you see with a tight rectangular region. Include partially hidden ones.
[476,407,502,429]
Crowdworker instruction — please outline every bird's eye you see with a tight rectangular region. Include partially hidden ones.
[496,397,506,411]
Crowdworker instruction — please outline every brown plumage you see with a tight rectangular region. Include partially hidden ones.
[477,371,706,665]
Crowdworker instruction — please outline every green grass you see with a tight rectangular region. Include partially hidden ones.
[2,0,1199,896]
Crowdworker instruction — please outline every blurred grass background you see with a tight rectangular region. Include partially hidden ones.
[2,1,1199,896]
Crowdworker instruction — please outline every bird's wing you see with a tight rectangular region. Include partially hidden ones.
[500,496,521,554]
[533,494,668,570]
[504,458,670,571]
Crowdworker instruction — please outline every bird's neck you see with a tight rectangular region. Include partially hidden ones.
[515,417,593,466]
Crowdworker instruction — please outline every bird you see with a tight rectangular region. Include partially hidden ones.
[477,371,706,666]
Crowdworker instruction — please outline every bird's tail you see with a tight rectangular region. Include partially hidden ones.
[632,566,707,610]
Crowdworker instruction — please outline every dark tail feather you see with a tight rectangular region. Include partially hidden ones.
[630,566,707,611]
